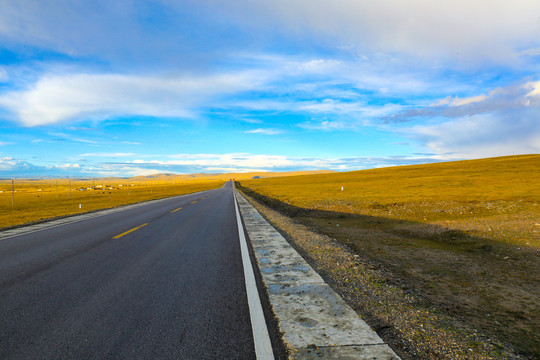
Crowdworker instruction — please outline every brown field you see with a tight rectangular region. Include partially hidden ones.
[238,154,540,359]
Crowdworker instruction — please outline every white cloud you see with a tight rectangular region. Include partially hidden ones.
[295,59,342,74]
[430,96,482,107]
[79,153,136,157]
[0,0,538,87]
[0,71,266,126]
[448,95,488,107]
[0,152,444,177]
[520,47,540,57]
[410,114,540,159]
[74,138,98,144]
[204,167,269,173]
[245,128,283,135]
[55,163,80,169]
[221,0,540,66]
[299,99,403,117]
[121,141,141,145]
[0,68,8,82]
[98,166,163,178]
[0,157,63,177]
[126,153,438,172]
[400,80,540,120]
[525,80,540,98]
[298,120,352,131]
[0,53,425,129]
[133,153,301,169]
[0,157,16,168]
[400,80,540,158]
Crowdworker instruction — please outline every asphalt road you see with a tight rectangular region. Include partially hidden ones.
[0,182,260,359]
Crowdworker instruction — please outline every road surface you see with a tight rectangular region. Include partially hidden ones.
[0,182,268,359]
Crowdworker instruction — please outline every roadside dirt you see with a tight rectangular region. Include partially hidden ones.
[239,189,533,360]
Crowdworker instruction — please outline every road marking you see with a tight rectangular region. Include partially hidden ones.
[170,207,182,213]
[234,193,275,360]
[113,223,148,239]
[191,201,197,204]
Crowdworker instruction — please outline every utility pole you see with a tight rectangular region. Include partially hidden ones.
[11,178,14,207]
[93,179,95,197]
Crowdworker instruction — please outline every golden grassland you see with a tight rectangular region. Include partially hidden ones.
[0,169,333,229]
[237,154,540,358]
[0,178,224,229]
[240,154,540,248]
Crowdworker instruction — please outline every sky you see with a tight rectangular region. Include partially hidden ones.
[0,0,539,178]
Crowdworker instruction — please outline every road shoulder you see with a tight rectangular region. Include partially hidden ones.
[234,190,400,359]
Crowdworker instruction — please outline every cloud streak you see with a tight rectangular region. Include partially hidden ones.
[0,71,266,126]
[400,80,540,157]
[3,1,539,72]
[0,153,443,178]
[124,153,443,174]
[229,0,540,66]
[398,81,540,120]
[245,128,283,135]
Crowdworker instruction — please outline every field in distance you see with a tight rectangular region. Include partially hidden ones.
[237,154,540,358]
[0,170,334,230]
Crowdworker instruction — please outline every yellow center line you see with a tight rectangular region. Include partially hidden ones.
[113,223,148,239]
[191,201,197,204]
[171,207,182,213]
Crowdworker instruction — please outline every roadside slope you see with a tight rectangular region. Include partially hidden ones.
[237,189,525,360]
[236,155,539,358]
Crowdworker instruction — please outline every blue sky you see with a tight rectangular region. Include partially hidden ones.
[1,0,539,177]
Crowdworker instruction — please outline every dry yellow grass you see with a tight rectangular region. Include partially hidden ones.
[0,178,223,229]
[240,154,540,248]
[238,154,540,358]
[0,169,333,229]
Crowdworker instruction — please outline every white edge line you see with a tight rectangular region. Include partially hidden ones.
[234,190,275,360]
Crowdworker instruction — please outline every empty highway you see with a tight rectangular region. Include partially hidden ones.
[0,182,273,359]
